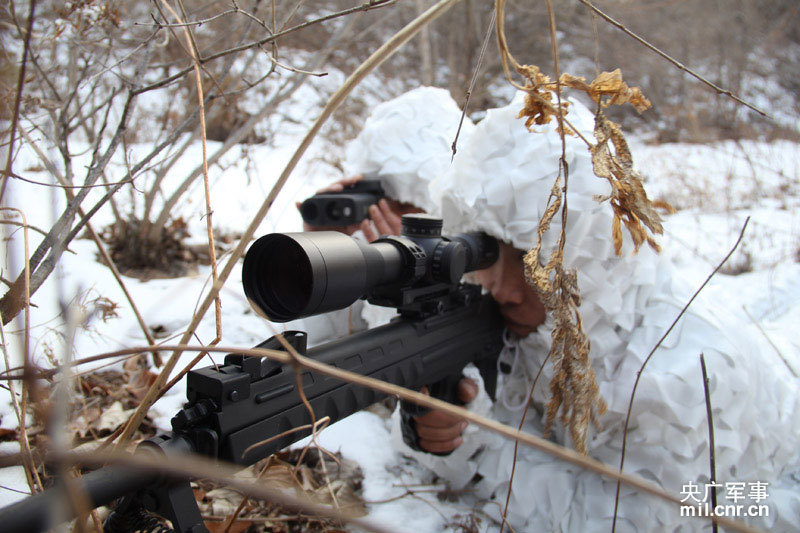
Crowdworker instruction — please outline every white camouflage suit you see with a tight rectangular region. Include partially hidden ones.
[341,88,800,532]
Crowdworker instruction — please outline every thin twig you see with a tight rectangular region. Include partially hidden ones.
[2,171,137,190]
[132,0,397,95]
[160,0,223,345]
[114,0,464,451]
[611,217,750,532]
[243,417,331,458]
[0,216,50,240]
[700,353,718,533]
[576,0,768,118]
[0,0,37,204]
[261,52,328,77]
[742,305,798,378]
[0,483,30,495]
[140,7,242,29]
[451,10,496,158]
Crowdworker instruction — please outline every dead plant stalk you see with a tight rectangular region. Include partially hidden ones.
[158,0,222,343]
[0,207,41,493]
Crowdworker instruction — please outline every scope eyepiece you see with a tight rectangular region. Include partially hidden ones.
[243,215,499,322]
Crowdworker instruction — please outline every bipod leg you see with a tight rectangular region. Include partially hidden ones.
[142,480,207,533]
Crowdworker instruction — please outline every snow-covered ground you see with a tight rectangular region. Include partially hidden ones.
[1,95,799,531]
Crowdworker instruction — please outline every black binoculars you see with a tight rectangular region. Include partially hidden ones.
[299,179,384,227]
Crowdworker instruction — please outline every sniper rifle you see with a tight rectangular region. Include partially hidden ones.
[0,214,505,532]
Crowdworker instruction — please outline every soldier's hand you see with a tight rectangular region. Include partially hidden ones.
[414,378,478,454]
[360,198,404,242]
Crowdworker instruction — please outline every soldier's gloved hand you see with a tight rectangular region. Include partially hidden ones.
[400,378,478,455]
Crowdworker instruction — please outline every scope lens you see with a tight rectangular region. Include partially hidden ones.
[243,231,406,322]
[243,234,319,322]
[265,240,312,316]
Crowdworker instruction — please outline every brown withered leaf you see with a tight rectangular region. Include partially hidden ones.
[516,64,570,131]
[560,69,651,113]
[0,428,18,442]
[206,520,253,533]
[197,447,365,532]
[125,368,158,402]
[523,174,607,455]
[590,111,673,254]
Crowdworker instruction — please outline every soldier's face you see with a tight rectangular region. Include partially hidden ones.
[476,242,546,338]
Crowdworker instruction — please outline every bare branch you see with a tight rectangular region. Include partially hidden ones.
[0,92,136,325]
[700,353,719,533]
[132,0,397,95]
[0,0,38,204]
[576,0,769,118]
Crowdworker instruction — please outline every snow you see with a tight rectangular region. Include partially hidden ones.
[1,84,799,531]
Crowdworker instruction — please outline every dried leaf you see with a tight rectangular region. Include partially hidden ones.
[523,173,607,454]
[612,214,623,256]
[590,111,673,254]
[561,69,652,113]
[516,65,570,131]
[207,520,253,533]
[125,368,158,402]
[97,401,134,433]
[0,428,18,442]
[196,447,366,531]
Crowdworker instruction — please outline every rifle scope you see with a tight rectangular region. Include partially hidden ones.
[243,214,498,322]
